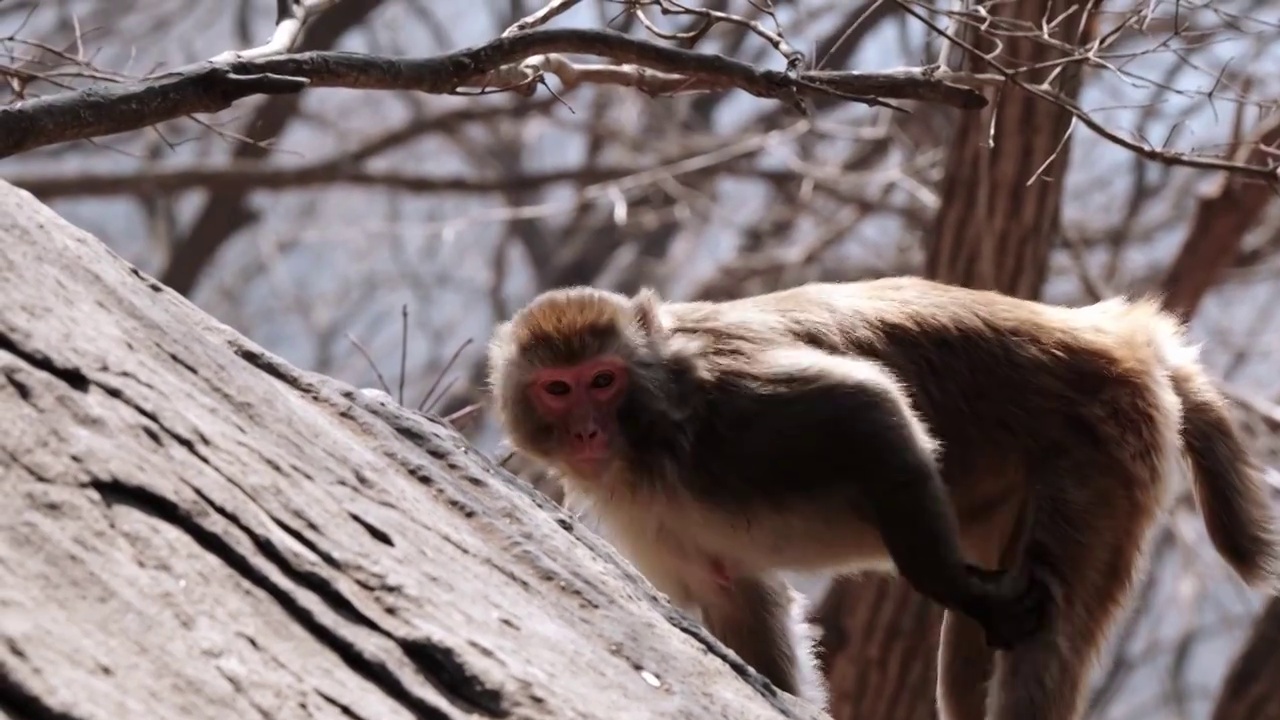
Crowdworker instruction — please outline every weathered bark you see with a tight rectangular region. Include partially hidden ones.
[817,2,1095,718]
[1210,597,1280,720]
[0,180,827,720]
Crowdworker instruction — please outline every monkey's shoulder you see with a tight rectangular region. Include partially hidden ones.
[672,364,925,491]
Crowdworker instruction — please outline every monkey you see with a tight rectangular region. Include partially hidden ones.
[485,276,1280,720]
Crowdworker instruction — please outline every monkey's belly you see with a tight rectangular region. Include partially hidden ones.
[585,487,897,586]
[680,503,895,577]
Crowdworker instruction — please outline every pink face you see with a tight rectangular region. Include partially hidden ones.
[528,355,629,472]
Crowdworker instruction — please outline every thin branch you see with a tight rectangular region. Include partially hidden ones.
[0,28,989,160]
[417,338,474,413]
[398,303,408,406]
[1160,113,1280,319]
[503,0,584,37]
[209,0,343,63]
[894,0,1280,181]
[6,161,813,198]
[346,332,391,396]
[635,0,805,71]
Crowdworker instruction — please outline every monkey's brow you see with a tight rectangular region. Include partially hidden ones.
[519,324,621,367]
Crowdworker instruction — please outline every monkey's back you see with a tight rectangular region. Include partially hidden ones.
[662,277,1179,486]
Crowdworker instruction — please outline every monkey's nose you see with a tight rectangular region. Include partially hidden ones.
[573,428,599,441]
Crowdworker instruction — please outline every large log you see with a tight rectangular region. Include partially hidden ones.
[0,180,825,720]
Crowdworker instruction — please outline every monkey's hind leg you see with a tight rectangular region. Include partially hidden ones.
[700,574,829,709]
[987,477,1162,720]
[938,497,1028,720]
[938,610,995,720]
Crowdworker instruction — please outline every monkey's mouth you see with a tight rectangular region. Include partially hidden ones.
[566,452,611,478]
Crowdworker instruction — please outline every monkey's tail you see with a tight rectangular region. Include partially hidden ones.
[1140,304,1280,589]
[1173,366,1280,588]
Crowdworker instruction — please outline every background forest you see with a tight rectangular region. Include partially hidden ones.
[3,0,1279,718]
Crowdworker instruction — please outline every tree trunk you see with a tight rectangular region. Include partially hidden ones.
[816,2,1094,717]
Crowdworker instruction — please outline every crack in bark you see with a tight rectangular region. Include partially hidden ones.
[347,511,395,547]
[0,331,90,393]
[91,392,511,720]
[0,335,507,718]
[317,688,380,720]
[86,478,482,720]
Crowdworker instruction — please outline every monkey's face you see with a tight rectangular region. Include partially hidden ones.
[524,354,630,478]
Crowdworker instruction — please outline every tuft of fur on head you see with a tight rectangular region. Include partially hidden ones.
[490,286,665,372]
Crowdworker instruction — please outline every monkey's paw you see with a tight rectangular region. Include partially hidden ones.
[965,564,1053,651]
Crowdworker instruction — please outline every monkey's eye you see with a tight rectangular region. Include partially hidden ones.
[543,380,572,396]
[590,371,615,389]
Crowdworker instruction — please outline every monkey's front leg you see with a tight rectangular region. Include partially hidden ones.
[696,569,827,707]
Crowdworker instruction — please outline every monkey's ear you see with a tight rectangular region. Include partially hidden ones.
[486,322,515,377]
[631,288,666,339]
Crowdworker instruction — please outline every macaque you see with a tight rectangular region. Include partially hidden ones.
[485,277,1280,719]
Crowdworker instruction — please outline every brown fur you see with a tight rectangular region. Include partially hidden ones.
[487,277,1280,719]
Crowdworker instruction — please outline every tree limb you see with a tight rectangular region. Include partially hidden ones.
[0,28,989,160]
[503,0,584,37]
[9,162,817,198]
[1160,113,1280,320]
[0,68,309,159]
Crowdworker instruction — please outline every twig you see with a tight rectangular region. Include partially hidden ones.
[504,0,585,37]
[893,0,1280,181]
[0,28,989,159]
[209,0,342,63]
[644,0,806,71]
[424,378,460,414]
[346,332,392,396]
[398,303,408,405]
[417,338,474,412]
[444,402,483,427]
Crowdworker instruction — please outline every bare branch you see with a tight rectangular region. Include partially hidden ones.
[0,28,989,160]
[1161,113,1280,319]
[0,67,310,159]
[5,159,817,199]
[503,0,584,37]
[209,0,343,63]
[631,0,806,71]
[894,0,1280,181]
